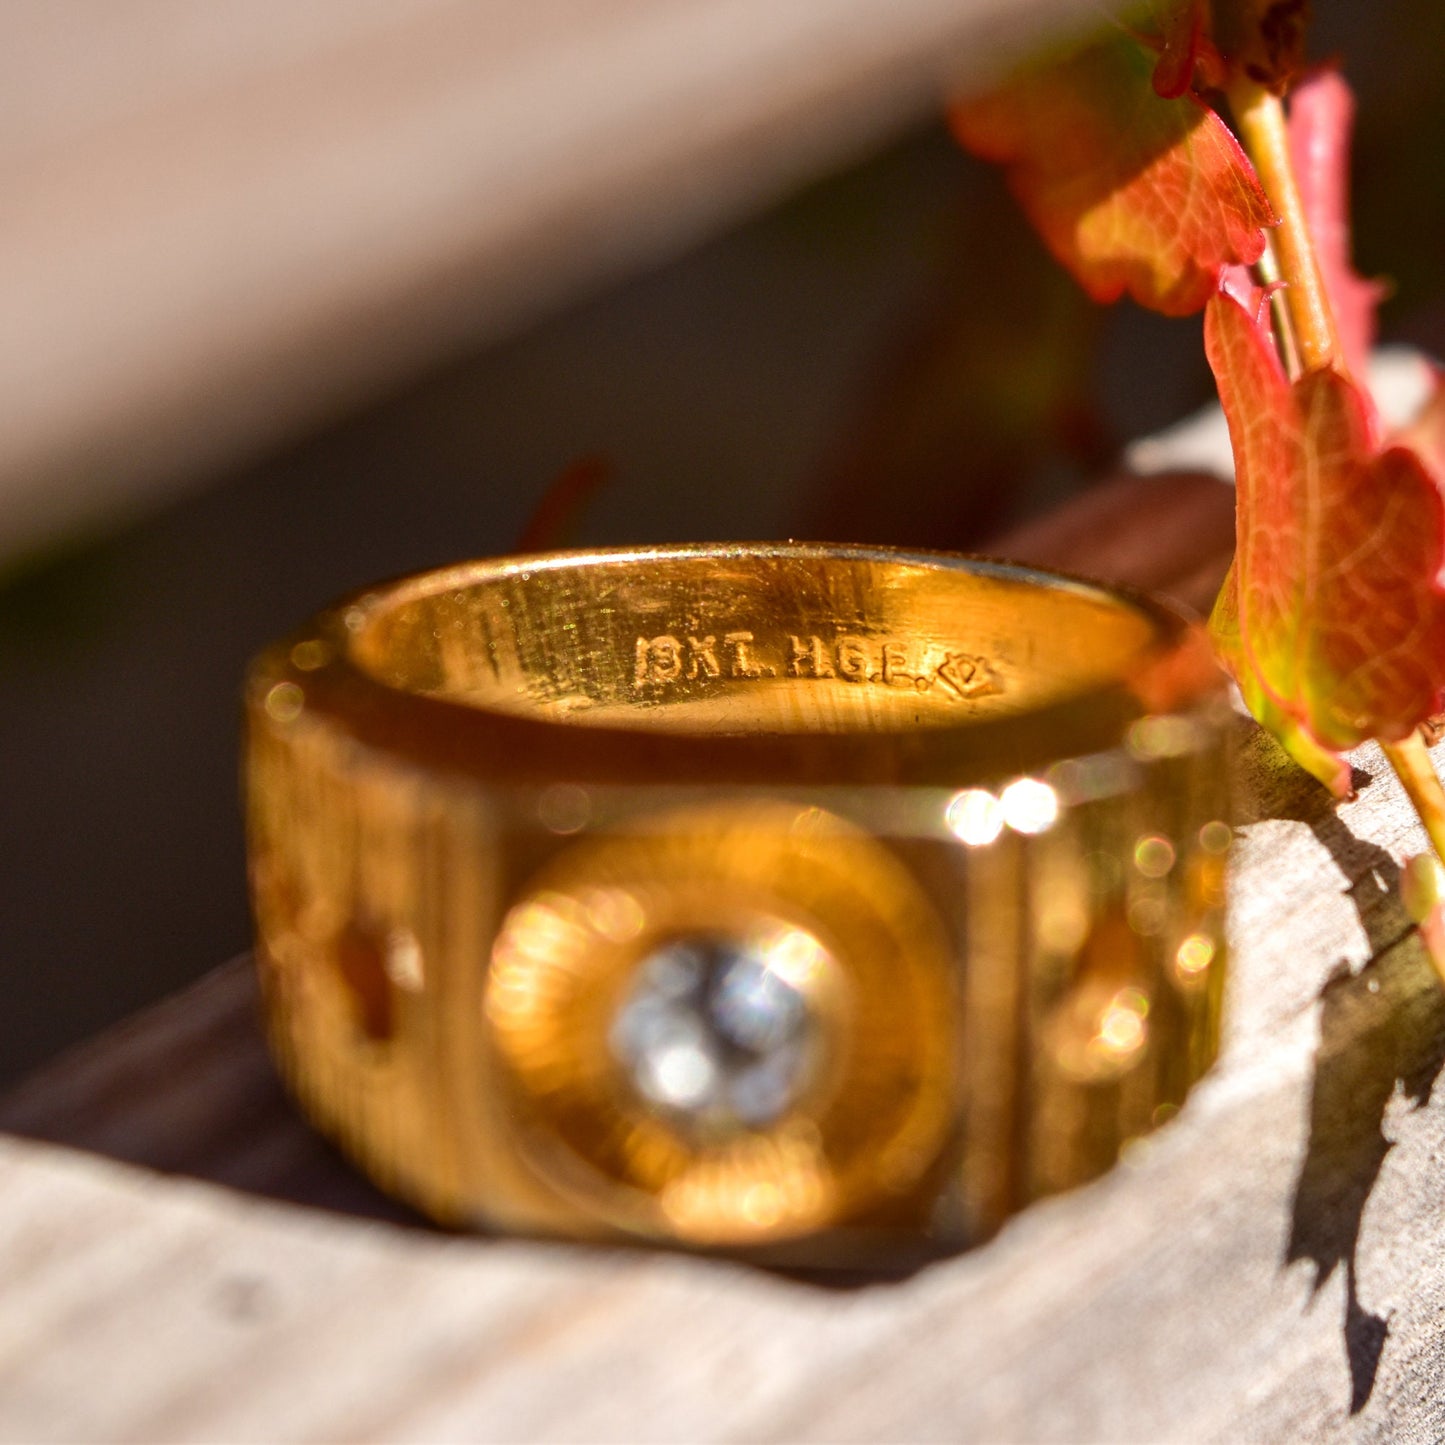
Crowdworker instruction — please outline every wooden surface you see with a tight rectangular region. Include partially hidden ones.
[4,726,1445,1443]
[0,0,1094,563]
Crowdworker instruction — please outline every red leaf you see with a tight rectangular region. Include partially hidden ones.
[1206,293,1445,766]
[1219,262,1283,342]
[1152,0,1227,98]
[951,33,1273,317]
[1287,70,1386,381]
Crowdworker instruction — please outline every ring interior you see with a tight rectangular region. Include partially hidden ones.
[347,550,1167,737]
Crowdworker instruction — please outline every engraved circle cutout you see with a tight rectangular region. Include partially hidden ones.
[485,802,957,1247]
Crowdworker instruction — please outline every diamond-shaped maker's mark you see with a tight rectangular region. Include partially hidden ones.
[935,652,1001,700]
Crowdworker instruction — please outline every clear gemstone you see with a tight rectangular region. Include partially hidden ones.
[610,931,822,1134]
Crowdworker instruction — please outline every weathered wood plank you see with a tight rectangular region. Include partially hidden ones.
[3,727,1445,1442]
[0,0,1094,562]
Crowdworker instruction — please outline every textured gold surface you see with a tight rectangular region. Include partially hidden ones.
[486,801,956,1246]
[245,543,1231,1262]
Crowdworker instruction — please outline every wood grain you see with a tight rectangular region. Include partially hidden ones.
[0,0,1094,563]
[4,726,1445,1442]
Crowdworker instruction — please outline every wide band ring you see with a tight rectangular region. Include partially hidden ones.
[245,543,1230,1265]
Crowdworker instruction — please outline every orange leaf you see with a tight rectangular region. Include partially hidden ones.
[951,33,1273,316]
[1206,293,1445,769]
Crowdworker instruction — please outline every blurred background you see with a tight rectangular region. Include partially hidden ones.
[2,0,1442,1086]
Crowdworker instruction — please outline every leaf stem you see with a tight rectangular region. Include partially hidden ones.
[1227,79,1343,374]
[1253,234,1300,378]
[1382,733,1445,865]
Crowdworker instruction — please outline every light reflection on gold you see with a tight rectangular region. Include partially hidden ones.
[788,806,831,838]
[1084,849,1125,896]
[945,788,1004,846]
[1187,850,1228,912]
[1096,987,1149,1057]
[1048,978,1153,1081]
[660,1131,833,1241]
[744,1183,784,1229]
[1048,751,1138,804]
[490,894,586,992]
[264,681,304,723]
[537,783,591,835]
[1132,833,1176,878]
[764,927,830,989]
[1000,777,1059,835]
[1198,819,1233,854]
[1045,905,1153,1083]
[487,892,600,1087]
[1118,1133,1150,1166]
[1174,931,1216,983]
[1127,894,1166,936]
[384,928,425,991]
[1038,893,1091,955]
[1127,713,1200,759]
[581,887,646,943]
[289,638,331,672]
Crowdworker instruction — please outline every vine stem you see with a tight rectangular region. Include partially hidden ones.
[1385,733,1445,981]
[1227,79,1343,374]
[1383,734,1445,864]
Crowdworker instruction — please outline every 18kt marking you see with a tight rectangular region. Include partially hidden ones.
[633,629,1000,699]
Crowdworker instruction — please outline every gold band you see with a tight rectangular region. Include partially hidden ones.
[245,544,1230,1264]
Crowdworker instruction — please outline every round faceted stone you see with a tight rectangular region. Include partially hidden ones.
[609,930,825,1134]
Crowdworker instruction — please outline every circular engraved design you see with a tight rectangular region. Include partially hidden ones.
[485,801,957,1247]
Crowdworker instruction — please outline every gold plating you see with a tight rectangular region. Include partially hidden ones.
[245,543,1231,1262]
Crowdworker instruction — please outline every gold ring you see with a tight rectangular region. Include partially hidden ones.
[245,543,1230,1264]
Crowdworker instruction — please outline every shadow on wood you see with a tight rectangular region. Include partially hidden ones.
[1284,804,1445,1414]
